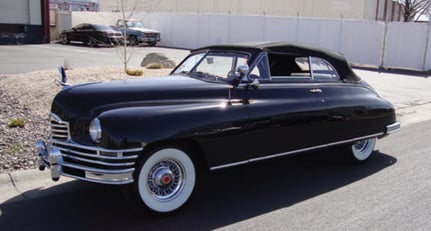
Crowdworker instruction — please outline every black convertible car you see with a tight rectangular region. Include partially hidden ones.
[37,42,400,214]
[60,23,123,47]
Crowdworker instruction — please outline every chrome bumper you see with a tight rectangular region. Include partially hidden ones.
[386,122,401,135]
[36,139,142,185]
[36,140,61,181]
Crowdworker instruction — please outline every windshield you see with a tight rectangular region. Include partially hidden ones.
[126,21,145,28]
[173,52,249,80]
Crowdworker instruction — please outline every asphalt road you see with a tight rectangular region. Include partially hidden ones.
[0,119,430,231]
[0,43,189,74]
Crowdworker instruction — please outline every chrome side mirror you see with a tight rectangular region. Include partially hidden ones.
[228,63,250,88]
[237,64,259,89]
[237,63,249,75]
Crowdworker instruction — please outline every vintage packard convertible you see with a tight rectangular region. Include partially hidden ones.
[37,42,400,214]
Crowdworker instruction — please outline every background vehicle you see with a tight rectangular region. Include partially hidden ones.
[37,41,400,215]
[113,19,161,46]
[60,23,123,47]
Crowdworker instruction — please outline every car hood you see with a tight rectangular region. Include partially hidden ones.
[51,75,230,121]
[128,27,160,33]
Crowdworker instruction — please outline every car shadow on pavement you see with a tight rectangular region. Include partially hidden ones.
[0,149,396,231]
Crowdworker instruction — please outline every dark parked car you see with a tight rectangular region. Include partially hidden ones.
[37,42,400,215]
[60,23,123,47]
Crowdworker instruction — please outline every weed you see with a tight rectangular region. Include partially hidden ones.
[126,69,144,76]
[8,118,25,128]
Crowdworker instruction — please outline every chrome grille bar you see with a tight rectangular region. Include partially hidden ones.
[48,113,142,184]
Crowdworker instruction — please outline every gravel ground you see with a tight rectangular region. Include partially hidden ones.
[0,66,171,174]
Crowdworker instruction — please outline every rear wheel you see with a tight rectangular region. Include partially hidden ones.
[88,37,97,47]
[128,35,138,46]
[61,34,69,44]
[126,147,197,215]
[349,137,377,162]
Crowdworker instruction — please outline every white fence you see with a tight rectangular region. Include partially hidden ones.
[69,12,431,71]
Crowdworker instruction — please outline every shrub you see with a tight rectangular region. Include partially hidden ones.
[126,69,143,76]
[8,118,25,128]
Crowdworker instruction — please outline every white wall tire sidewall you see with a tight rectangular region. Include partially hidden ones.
[137,148,196,213]
[351,138,377,161]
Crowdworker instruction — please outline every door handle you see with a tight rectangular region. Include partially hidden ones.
[309,88,323,93]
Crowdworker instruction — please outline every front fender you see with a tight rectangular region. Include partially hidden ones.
[97,101,246,149]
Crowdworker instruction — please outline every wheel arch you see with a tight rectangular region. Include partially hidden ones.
[136,138,210,174]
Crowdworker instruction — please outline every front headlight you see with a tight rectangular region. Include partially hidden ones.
[89,118,102,143]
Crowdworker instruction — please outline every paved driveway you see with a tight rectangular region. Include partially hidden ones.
[0,44,189,74]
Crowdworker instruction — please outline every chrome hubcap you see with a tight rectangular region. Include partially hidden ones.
[147,159,184,201]
[154,167,174,187]
[354,139,369,152]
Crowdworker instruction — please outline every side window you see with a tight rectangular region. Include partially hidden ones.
[75,24,84,30]
[268,53,311,79]
[310,57,339,81]
[249,55,270,80]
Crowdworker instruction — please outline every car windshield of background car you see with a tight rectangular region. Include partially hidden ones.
[127,21,144,28]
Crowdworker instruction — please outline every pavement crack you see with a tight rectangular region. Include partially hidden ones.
[7,173,16,187]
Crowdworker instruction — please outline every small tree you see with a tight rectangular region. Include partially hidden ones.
[394,0,431,22]
[116,0,160,73]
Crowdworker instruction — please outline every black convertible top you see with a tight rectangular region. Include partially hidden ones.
[193,41,360,81]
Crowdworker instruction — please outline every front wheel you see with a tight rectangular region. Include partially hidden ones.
[88,37,97,47]
[128,36,138,46]
[147,41,157,46]
[127,147,197,214]
[349,137,377,162]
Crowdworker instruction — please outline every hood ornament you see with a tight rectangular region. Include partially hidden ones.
[55,66,70,87]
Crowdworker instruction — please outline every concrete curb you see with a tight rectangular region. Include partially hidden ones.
[0,169,75,205]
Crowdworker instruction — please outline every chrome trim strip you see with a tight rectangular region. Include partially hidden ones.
[61,162,135,174]
[61,153,135,167]
[61,173,134,185]
[54,144,138,160]
[210,132,384,171]
[51,139,143,155]
[386,122,401,134]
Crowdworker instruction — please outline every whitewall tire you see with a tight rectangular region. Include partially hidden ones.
[350,138,377,161]
[135,147,196,214]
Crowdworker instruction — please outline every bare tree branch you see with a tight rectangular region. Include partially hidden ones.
[116,0,160,72]
[394,0,431,22]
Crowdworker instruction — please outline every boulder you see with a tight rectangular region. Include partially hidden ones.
[141,53,176,68]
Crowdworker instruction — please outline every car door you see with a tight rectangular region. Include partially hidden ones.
[243,81,328,159]
[241,55,329,160]
[72,24,85,42]
[74,24,90,43]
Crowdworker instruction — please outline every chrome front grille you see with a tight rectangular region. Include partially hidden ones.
[48,113,143,184]
[50,113,70,141]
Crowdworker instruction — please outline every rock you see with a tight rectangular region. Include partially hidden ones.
[141,53,176,68]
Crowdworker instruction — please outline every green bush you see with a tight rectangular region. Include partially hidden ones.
[8,118,25,128]
[126,69,144,76]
